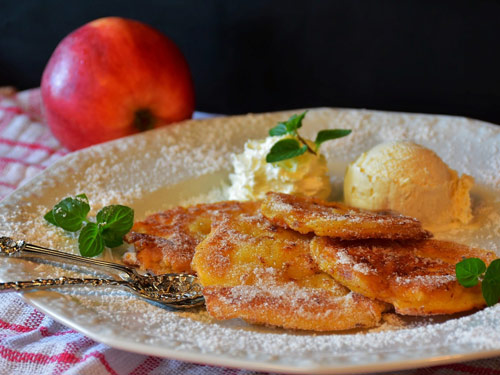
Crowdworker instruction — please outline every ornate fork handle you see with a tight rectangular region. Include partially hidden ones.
[0,236,137,279]
[0,236,204,308]
[0,276,125,292]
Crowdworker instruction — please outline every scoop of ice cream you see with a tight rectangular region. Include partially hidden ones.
[343,141,474,228]
[227,135,331,201]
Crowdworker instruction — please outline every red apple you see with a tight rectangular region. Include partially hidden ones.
[41,17,195,150]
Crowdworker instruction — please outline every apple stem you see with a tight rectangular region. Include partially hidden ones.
[133,109,156,132]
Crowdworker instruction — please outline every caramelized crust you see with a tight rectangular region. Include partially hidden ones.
[261,192,431,240]
[311,237,497,315]
[123,201,259,274]
[192,212,388,331]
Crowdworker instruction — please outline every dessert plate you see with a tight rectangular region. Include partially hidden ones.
[1,108,500,374]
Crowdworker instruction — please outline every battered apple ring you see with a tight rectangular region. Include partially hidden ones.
[261,192,431,240]
[310,236,496,315]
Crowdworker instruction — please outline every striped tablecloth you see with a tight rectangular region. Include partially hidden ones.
[1,87,499,375]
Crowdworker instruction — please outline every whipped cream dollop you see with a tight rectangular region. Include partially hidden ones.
[227,135,331,201]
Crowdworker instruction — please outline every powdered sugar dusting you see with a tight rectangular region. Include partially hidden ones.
[395,274,457,286]
[336,249,352,265]
[0,109,500,372]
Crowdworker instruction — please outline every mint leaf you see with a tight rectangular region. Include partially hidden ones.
[283,111,307,133]
[96,205,134,232]
[456,258,486,288]
[266,139,308,163]
[314,129,352,149]
[269,111,307,137]
[485,259,500,281]
[101,230,125,248]
[78,222,104,257]
[482,277,500,307]
[48,194,90,232]
[482,259,500,306]
[44,210,57,226]
[75,193,89,201]
[269,123,288,136]
[96,205,134,248]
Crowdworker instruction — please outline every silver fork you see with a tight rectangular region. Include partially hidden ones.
[0,236,204,309]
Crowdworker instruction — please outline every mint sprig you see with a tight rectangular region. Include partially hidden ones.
[266,111,351,163]
[456,258,500,306]
[45,195,134,257]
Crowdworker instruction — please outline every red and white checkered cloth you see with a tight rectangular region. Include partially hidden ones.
[1,88,500,375]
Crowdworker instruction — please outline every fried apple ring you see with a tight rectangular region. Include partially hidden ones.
[310,236,497,315]
[261,192,431,240]
[123,201,259,274]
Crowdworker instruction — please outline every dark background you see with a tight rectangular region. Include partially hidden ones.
[1,0,500,124]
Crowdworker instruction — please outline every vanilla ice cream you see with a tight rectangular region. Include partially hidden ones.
[227,135,331,201]
[344,141,474,228]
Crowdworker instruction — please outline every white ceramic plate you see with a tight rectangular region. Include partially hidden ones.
[1,108,500,374]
